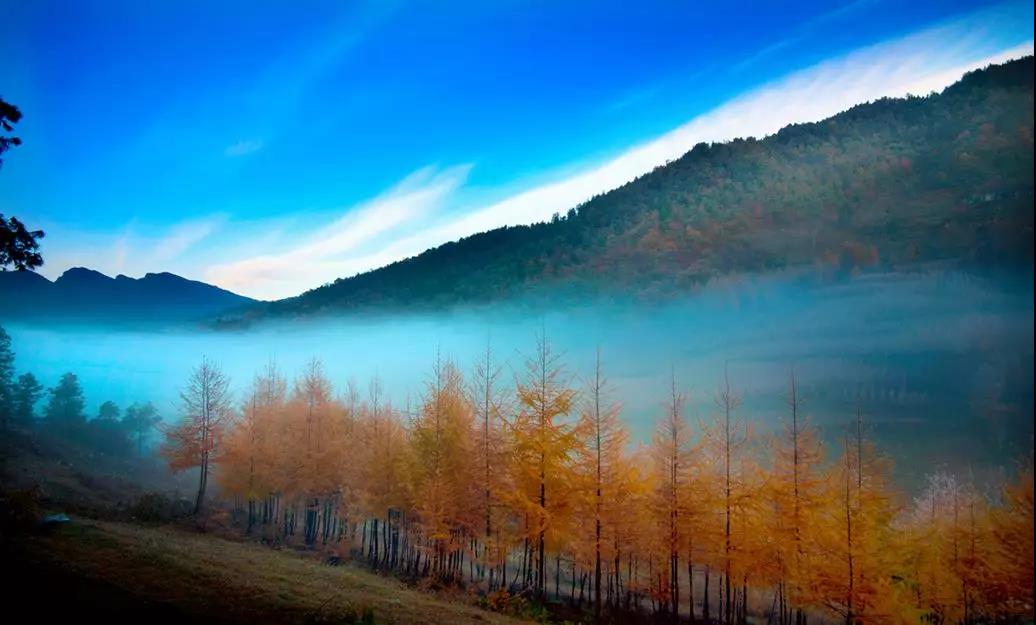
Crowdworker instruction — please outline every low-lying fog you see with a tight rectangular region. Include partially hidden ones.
[7,268,1033,491]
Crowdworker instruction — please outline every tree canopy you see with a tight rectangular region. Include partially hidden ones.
[0,96,22,167]
[0,96,45,272]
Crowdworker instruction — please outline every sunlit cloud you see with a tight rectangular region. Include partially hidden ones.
[203,166,470,299]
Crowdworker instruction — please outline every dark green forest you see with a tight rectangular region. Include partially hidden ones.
[234,57,1032,321]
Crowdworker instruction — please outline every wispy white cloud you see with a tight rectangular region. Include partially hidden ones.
[203,166,469,299]
[732,0,881,72]
[223,139,264,157]
[150,215,226,263]
[210,2,401,166]
[39,214,225,281]
[604,86,661,114]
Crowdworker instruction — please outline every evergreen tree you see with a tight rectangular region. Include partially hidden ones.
[12,372,43,425]
[0,99,45,270]
[43,372,86,434]
[97,400,120,421]
[90,399,130,455]
[0,97,23,166]
[0,325,13,431]
[122,401,161,456]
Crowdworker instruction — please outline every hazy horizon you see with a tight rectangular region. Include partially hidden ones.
[7,265,1032,492]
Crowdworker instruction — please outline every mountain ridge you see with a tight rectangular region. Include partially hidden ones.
[0,266,257,325]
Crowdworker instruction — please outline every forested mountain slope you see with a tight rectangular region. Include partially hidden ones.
[247,56,1033,320]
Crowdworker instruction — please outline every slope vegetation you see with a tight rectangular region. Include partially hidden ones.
[245,56,1032,320]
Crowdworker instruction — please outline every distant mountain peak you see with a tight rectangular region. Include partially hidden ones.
[141,271,191,282]
[56,266,113,282]
[1,267,256,326]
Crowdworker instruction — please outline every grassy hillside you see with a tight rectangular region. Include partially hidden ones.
[0,434,531,625]
[3,520,530,625]
[236,56,1032,320]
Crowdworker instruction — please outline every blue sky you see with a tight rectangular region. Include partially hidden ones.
[1,0,1032,299]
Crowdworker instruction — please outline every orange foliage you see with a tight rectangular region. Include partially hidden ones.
[178,339,1035,623]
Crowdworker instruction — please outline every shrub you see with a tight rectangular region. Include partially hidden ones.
[0,487,41,533]
[125,492,190,524]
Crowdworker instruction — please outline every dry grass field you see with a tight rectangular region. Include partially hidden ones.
[4,516,532,625]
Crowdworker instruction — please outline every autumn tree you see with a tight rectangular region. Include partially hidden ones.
[409,353,478,579]
[953,474,993,625]
[252,362,289,531]
[163,358,234,515]
[185,344,1036,625]
[357,375,411,570]
[469,338,512,587]
[575,348,631,622]
[986,464,1034,620]
[700,368,752,625]
[906,463,1034,623]
[510,331,579,598]
[768,370,826,624]
[219,368,280,532]
[909,472,972,624]
[289,358,339,545]
[648,370,694,621]
[815,413,905,625]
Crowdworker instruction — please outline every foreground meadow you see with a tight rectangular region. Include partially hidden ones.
[3,516,531,625]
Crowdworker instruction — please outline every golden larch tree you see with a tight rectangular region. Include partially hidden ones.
[509,331,579,598]
[162,357,234,515]
[575,348,629,623]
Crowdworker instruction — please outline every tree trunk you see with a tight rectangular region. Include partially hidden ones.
[194,450,208,515]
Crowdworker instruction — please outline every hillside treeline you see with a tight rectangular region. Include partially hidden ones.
[163,339,1034,625]
[0,325,161,458]
[250,57,1033,319]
